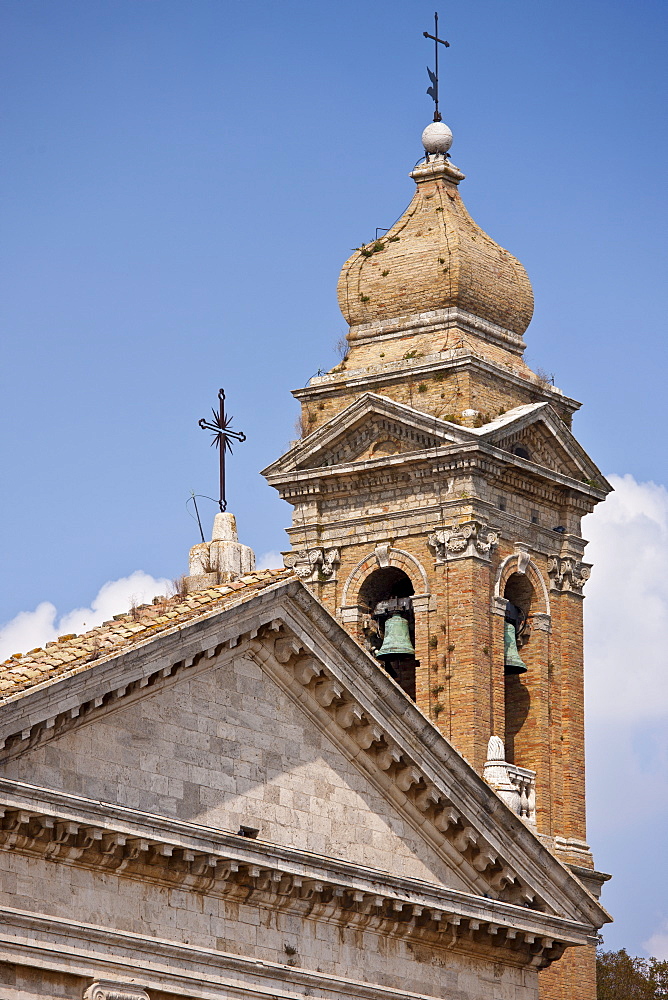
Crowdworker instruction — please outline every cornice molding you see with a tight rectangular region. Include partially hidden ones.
[0,906,578,1000]
[0,779,587,962]
[294,354,580,418]
[267,441,606,515]
[345,307,527,355]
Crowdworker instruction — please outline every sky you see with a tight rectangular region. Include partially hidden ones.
[1,0,667,961]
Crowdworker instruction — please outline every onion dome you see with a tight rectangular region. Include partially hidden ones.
[337,128,534,345]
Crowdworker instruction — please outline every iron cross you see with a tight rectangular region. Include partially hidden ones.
[198,388,246,512]
[423,12,450,122]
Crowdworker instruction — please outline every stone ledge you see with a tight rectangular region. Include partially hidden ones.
[0,904,548,1000]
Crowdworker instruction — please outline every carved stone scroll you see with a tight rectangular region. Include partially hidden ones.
[547,556,591,593]
[84,982,150,1000]
[284,547,340,583]
[428,521,499,564]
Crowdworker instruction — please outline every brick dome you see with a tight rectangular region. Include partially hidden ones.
[337,157,534,338]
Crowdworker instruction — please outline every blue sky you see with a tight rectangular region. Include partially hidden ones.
[1,0,667,960]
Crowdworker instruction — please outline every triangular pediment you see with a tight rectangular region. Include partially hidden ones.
[262,393,467,476]
[0,578,608,935]
[263,396,610,497]
[474,403,610,492]
[2,641,467,892]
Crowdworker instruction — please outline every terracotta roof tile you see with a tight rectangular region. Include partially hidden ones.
[0,568,293,703]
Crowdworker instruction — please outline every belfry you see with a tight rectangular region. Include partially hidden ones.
[264,113,611,998]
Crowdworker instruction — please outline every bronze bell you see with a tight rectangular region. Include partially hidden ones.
[376,614,415,660]
[504,620,528,675]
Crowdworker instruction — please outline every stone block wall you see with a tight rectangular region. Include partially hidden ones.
[297,356,575,439]
[2,652,464,890]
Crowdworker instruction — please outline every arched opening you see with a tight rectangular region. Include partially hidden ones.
[359,567,417,701]
[359,567,414,611]
[503,573,534,763]
[504,572,534,617]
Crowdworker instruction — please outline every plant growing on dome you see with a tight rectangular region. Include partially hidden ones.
[360,240,386,257]
[334,335,349,362]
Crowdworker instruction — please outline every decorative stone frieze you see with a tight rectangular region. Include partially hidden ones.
[547,556,591,593]
[284,547,340,582]
[428,521,499,564]
[84,982,149,1000]
[0,774,579,965]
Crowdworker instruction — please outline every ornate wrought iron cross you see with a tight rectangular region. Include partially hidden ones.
[423,12,450,122]
[198,388,246,512]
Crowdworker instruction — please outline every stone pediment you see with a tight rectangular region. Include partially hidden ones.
[0,577,608,940]
[262,397,609,498]
[495,422,581,478]
[262,393,466,476]
[474,403,610,492]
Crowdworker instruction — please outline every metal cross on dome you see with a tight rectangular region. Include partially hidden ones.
[423,11,450,122]
[198,388,246,512]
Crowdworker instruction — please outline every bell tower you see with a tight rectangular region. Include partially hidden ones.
[263,117,610,999]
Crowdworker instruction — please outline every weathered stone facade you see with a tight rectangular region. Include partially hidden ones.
[0,574,608,1000]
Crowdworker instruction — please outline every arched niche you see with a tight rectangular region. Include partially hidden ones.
[340,546,429,703]
[492,550,550,767]
[493,551,550,618]
[341,545,430,608]
[358,566,414,612]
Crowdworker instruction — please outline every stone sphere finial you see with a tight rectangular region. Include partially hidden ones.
[422,120,453,155]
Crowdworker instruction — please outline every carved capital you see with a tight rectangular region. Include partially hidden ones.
[547,555,591,593]
[428,521,499,564]
[84,982,150,1000]
[284,547,340,582]
[530,612,552,633]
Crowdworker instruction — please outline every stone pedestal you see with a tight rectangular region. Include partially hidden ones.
[186,512,255,592]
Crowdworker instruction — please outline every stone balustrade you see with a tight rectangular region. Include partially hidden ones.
[505,763,536,825]
[483,736,536,826]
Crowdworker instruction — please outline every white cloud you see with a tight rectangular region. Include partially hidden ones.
[0,571,171,661]
[584,474,668,722]
[0,602,60,661]
[256,550,284,571]
[644,920,668,961]
[583,474,668,957]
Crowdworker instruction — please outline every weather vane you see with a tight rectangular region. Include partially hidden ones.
[198,388,246,512]
[423,12,450,122]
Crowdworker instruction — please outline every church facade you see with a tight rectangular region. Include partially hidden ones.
[0,120,610,999]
